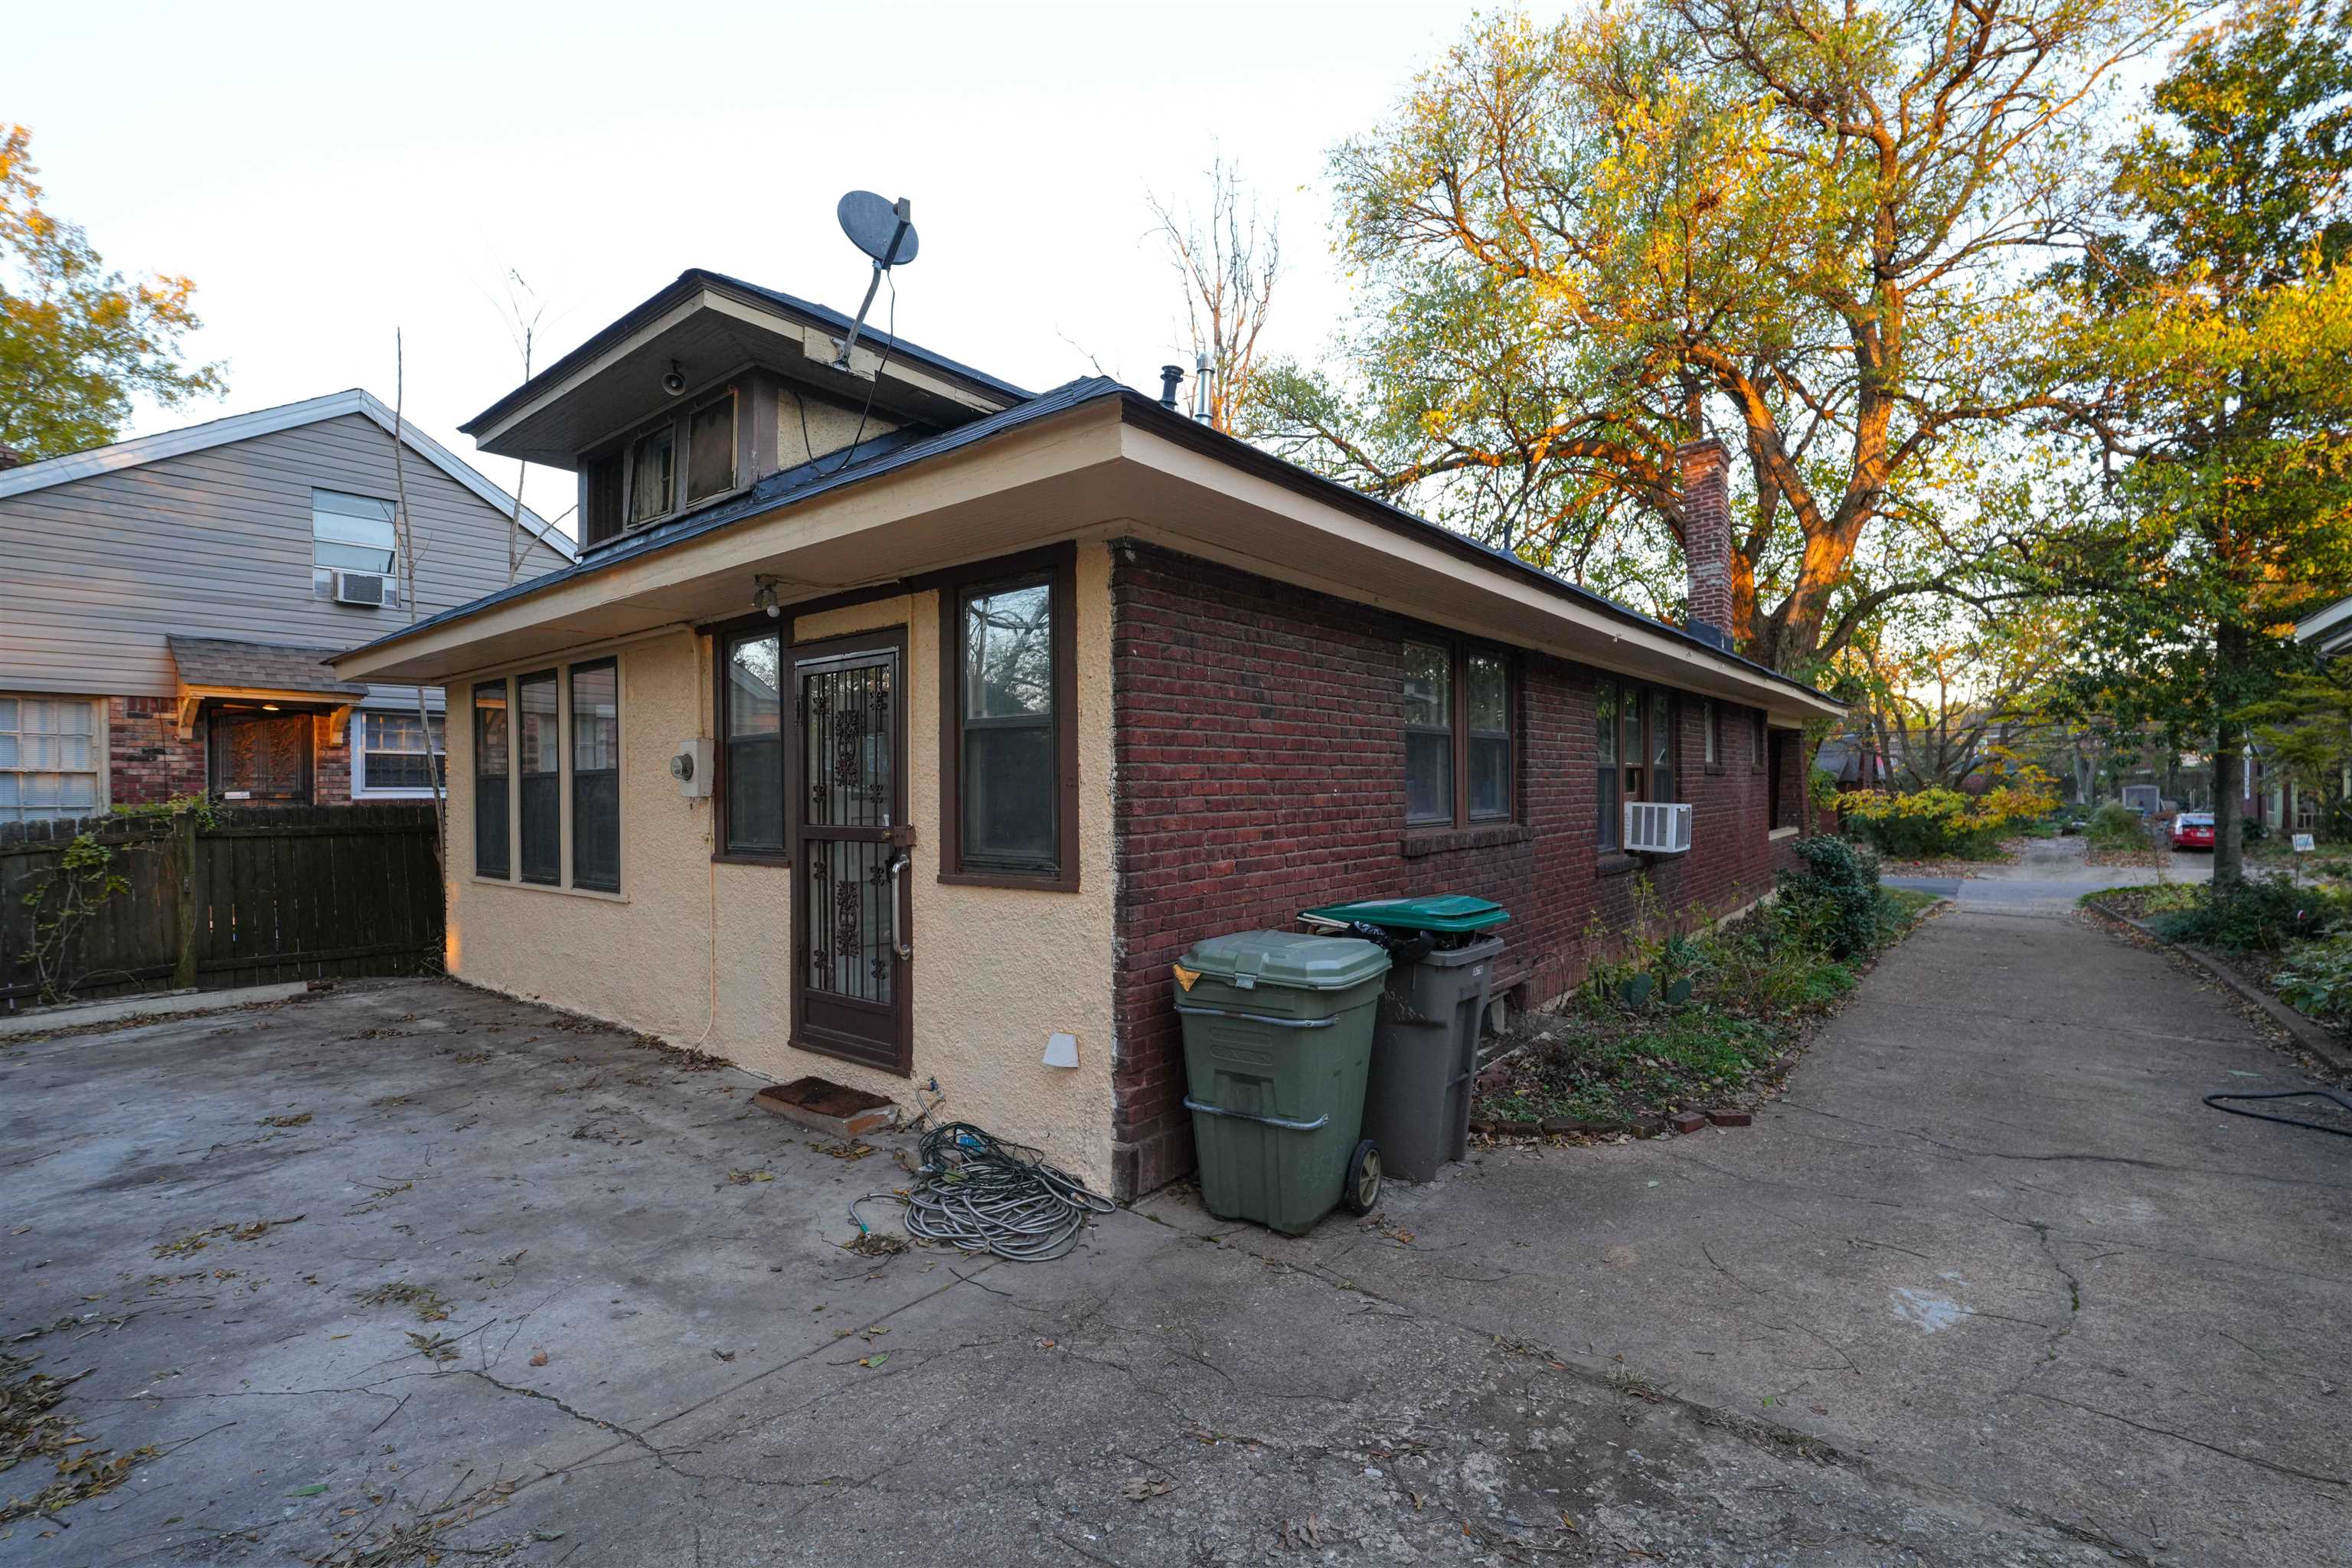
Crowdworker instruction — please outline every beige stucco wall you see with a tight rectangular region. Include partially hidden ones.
[440,543,1119,1191]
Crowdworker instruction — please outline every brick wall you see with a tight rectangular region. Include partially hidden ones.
[109,697,206,805]
[106,697,356,806]
[1107,541,1805,1199]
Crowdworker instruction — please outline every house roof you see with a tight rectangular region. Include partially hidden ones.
[2296,593,2352,657]
[167,635,369,698]
[457,269,1032,443]
[341,374,1835,712]
[0,390,574,563]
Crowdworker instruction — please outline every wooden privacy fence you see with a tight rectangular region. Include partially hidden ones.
[1,805,444,1014]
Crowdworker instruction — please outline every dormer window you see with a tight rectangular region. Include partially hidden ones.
[585,388,743,547]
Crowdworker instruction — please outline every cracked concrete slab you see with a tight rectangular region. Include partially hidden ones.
[2,887,2342,1565]
[1142,899,2351,1563]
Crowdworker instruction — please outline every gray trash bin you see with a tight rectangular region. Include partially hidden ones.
[1301,896,1508,1184]
[1361,936,1504,1182]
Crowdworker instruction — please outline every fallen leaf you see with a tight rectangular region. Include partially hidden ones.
[529,1351,548,1367]
[1120,1475,1174,1500]
[286,1484,328,1498]
[856,1353,889,1369]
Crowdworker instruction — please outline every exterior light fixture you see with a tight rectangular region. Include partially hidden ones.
[752,577,780,619]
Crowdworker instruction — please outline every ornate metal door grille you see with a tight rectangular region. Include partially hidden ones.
[790,639,907,1073]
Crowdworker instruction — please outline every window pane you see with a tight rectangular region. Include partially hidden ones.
[1596,678,1616,766]
[1651,692,1673,802]
[475,681,509,879]
[1403,642,1451,728]
[1406,730,1452,824]
[963,582,1054,719]
[1704,699,1718,763]
[1623,692,1643,769]
[571,661,620,892]
[518,672,559,884]
[725,632,784,854]
[1465,654,1506,733]
[686,395,736,503]
[313,491,398,573]
[962,724,1056,869]
[1469,736,1510,821]
[572,662,619,773]
[626,426,675,524]
[1598,765,1620,851]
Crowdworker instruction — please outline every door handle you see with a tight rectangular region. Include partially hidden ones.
[887,849,913,962]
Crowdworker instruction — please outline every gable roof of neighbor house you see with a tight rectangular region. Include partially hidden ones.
[0,389,576,562]
[2296,593,2352,658]
[338,287,1841,720]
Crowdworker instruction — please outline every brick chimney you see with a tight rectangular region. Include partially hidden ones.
[1677,436,1734,651]
[0,444,24,472]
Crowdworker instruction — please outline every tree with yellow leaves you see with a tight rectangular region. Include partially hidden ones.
[2039,0,2352,884]
[0,125,223,461]
[1251,0,2175,672]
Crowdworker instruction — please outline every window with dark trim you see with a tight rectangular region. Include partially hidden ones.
[1704,698,1720,766]
[1596,674,1676,851]
[570,660,620,892]
[517,671,560,885]
[719,627,787,858]
[473,681,509,879]
[939,547,1078,889]
[1403,639,1514,830]
[1752,707,1767,772]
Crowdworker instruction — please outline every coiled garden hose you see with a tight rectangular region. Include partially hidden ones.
[850,1121,1116,1263]
[2202,1087,2352,1138]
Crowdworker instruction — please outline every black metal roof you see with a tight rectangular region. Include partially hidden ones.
[458,268,1033,437]
[364,371,1831,706]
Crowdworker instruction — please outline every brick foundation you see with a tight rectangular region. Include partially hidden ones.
[1106,541,1804,1200]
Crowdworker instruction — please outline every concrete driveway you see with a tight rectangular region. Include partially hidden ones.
[2,886,2344,1565]
[1881,832,2215,915]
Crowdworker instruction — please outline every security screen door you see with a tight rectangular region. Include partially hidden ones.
[789,633,910,1073]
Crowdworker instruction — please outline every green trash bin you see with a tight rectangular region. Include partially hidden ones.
[1300,896,1510,1184]
[1174,930,1391,1235]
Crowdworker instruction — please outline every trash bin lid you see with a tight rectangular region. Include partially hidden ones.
[1298,894,1511,935]
[1176,930,1391,991]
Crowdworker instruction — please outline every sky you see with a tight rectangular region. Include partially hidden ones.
[8,1,1491,533]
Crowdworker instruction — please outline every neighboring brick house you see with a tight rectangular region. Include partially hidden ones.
[0,390,573,823]
[330,269,1840,1200]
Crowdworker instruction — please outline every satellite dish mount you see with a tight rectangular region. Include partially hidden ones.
[832,191,918,371]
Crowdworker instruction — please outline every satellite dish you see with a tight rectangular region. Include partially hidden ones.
[838,191,918,267]
[831,191,917,371]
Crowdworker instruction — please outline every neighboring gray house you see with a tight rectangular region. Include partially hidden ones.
[0,390,573,823]
[2297,593,2352,662]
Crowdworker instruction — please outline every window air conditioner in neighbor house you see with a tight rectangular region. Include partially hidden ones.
[334,570,389,608]
[1625,801,1693,855]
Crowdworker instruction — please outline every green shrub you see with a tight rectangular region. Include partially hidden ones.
[1779,835,1882,959]
[2086,803,2149,852]
[2149,875,2344,952]
[2276,937,2352,1019]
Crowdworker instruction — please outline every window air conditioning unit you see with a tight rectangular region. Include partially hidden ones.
[334,570,388,608]
[1625,801,1693,855]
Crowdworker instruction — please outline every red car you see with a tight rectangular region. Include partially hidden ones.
[2171,812,2216,851]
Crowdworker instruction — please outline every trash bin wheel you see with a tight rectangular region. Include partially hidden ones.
[1344,1139,1383,1214]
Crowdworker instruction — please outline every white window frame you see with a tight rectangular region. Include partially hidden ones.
[312,488,402,606]
[0,695,107,825]
[352,707,446,798]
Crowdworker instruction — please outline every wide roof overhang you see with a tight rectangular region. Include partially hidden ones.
[337,395,1841,726]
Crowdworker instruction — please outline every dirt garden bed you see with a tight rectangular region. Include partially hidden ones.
[1472,884,1942,1141]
